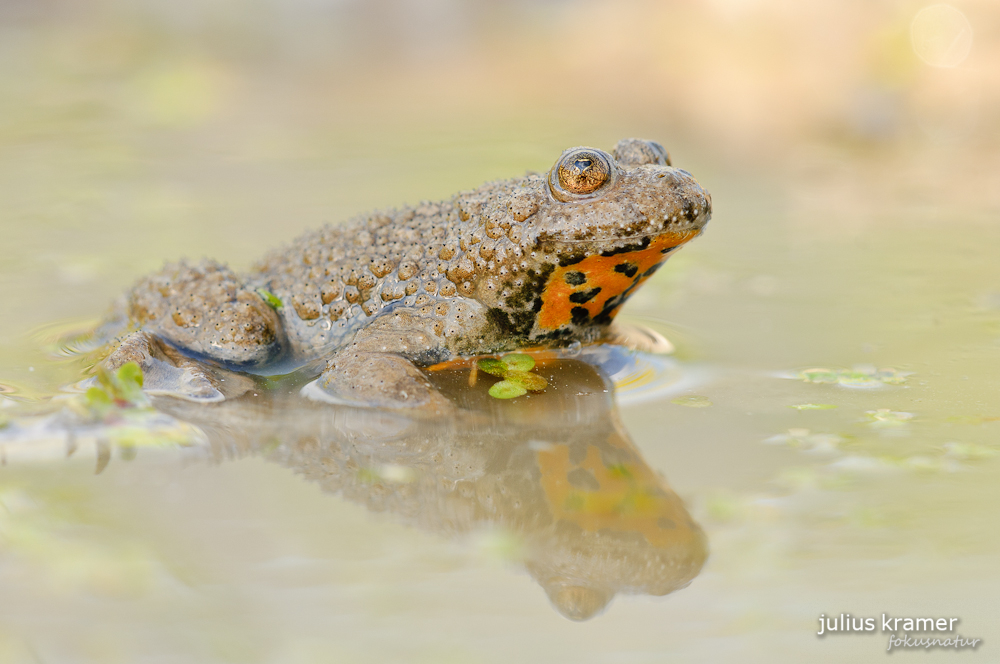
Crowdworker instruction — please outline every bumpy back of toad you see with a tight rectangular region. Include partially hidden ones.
[250,138,711,362]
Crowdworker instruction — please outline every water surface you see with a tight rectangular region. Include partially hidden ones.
[2,2,1000,662]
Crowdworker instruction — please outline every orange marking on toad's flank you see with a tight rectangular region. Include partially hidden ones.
[535,433,700,549]
[537,230,698,330]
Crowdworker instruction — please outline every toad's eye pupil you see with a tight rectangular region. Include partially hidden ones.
[573,158,593,171]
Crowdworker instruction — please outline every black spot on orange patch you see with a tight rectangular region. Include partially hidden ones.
[564,271,587,286]
[536,230,699,330]
[614,263,638,278]
[569,287,602,304]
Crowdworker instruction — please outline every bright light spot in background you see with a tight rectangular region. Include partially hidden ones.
[910,4,973,68]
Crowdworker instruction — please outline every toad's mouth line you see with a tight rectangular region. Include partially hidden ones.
[538,224,707,246]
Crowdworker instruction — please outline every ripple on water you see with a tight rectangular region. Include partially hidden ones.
[29,317,104,360]
[580,345,710,407]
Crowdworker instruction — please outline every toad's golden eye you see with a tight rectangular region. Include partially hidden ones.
[549,148,617,202]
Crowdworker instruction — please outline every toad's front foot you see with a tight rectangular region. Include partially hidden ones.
[303,350,455,416]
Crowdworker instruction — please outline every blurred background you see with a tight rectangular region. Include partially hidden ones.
[1,1,998,375]
[2,1,1000,662]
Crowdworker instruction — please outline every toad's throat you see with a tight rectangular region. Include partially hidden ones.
[536,230,698,331]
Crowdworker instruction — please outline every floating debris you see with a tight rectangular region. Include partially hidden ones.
[790,403,838,410]
[793,366,910,387]
[671,395,712,408]
[942,442,999,461]
[864,409,914,427]
[762,428,844,454]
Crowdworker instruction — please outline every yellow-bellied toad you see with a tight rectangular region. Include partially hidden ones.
[101,139,712,411]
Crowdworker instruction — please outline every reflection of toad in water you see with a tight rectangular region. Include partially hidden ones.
[164,358,706,620]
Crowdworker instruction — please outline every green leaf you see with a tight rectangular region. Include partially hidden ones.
[82,361,149,416]
[116,362,144,389]
[477,358,508,377]
[489,380,528,399]
[114,362,147,405]
[95,364,116,393]
[85,386,112,406]
[83,386,114,417]
[256,288,283,309]
[501,353,535,372]
[504,370,547,392]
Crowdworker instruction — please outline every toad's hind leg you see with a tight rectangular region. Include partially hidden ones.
[126,259,284,367]
[103,331,256,402]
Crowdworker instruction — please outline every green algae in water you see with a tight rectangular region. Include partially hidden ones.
[479,353,547,399]
[864,409,914,427]
[489,380,528,399]
[504,370,547,392]
[83,361,150,417]
[797,368,840,384]
[671,395,712,407]
[476,358,508,377]
[795,366,910,387]
[499,353,535,372]
[762,429,845,453]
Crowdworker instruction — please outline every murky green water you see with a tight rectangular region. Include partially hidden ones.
[2,2,1000,662]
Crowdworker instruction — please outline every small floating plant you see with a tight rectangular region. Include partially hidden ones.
[79,361,150,418]
[476,353,548,399]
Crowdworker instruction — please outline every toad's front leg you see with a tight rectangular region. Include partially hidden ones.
[306,350,453,414]
[302,310,458,415]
